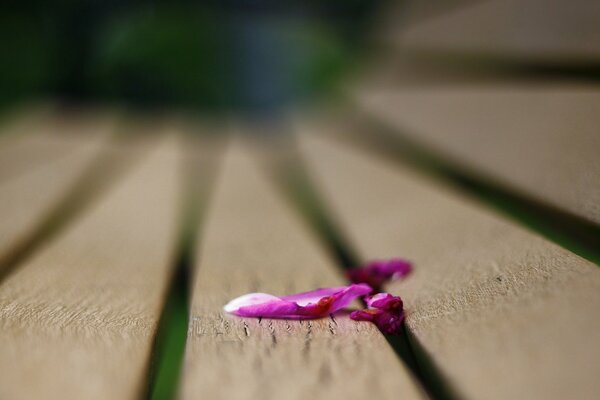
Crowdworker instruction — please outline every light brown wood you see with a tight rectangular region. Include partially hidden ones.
[0,134,183,400]
[0,108,79,183]
[297,126,600,400]
[180,139,424,400]
[382,0,600,64]
[0,114,117,272]
[354,83,600,224]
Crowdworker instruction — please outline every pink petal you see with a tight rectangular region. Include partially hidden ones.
[280,286,349,306]
[347,258,412,290]
[224,284,372,319]
[350,293,405,335]
[364,292,390,307]
[223,293,282,313]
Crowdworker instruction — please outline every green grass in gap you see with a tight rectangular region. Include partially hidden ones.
[148,266,189,400]
[148,147,210,400]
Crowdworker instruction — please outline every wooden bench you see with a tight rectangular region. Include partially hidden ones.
[0,99,598,400]
[1,2,600,399]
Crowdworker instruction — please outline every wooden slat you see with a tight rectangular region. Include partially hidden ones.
[297,127,600,400]
[354,83,600,225]
[0,115,116,271]
[0,108,78,183]
[0,134,183,400]
[383,0,600,64]
[180,139,424,400]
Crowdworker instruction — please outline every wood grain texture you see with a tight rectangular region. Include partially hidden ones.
[297,127,600,400]
[0,114,116,271]
[180,139,424,400]
[355,83,600,224]
[382,0,600,64]
[0,134,183,400]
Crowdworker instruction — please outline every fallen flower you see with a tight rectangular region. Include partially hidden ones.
[224,258,412,335]
[224,283,372,319]
[347,258,412,291]
[350,293,405,335]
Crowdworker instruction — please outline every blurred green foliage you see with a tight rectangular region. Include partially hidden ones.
[0,9,56,106]
[91,7,235,109]
[0,0,384,113]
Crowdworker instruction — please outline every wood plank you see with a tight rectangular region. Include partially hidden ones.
[354,83,600,225]
[0,107,76,183]
[297,126,600,400]
[0,114,117,272]
[0,134,183,400]
[180,139,424,400]
[383,0,600,64]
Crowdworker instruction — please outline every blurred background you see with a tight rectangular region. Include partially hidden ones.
[0,0,391,114]
[3,0,600,116]
[3,0,600,115]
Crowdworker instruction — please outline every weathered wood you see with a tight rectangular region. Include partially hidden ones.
[0,115,118,273]
[383,0,600,64]
[354,83,600,225]
[0,134,183,400]
[297,127,600,400]
[180,139,424,400]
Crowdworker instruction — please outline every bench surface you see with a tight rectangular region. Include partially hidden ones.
[1,2,600,398]
[354,83,600,225]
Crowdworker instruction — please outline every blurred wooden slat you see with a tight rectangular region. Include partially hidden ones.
[0,109,83,183]
[383,0,600,64]
[376,0,481,30]
[0,116,116,272]
[297,127,600,400]
[354,83,600,225]
[0,134,183,400]
[181,139,424,400]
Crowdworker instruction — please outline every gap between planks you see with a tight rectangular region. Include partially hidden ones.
[242,127,440,399]
[180,136,425,400]
[0,113,173,283]
[319,102,600,265]
[353,83,600,226]
[295,121,600,400]
[0,131,184,400]
[148,120,227,400]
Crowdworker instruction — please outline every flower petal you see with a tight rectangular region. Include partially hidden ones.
[280,286,349,306]
[223,293,282,313]
[224,284,372,319]
[350,292,405,335]
[347,258,412,290]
